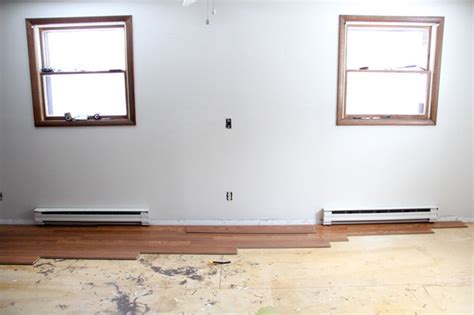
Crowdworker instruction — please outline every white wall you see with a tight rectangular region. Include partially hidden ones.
[0,0,472,223]
[0,3,5,218]
[471,0,474,213]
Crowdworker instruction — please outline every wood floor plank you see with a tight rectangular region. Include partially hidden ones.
[430,221,468,229]
[141,246,238,255]
[345,230,434,236]
[185,225,316,234]
[39,250,140,260]
[234,240,331,249]
[0,256,40,265]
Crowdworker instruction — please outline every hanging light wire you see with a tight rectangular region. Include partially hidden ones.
[206,0,210,24]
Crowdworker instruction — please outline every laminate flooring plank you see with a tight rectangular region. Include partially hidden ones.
[211,234,322,240]
[430,221,468,229]
[209,237,331,249]
[0,256,40,265]
[38,250,140,260]
[141,246,238,255]
[185,225,316,234]
[235,241,331,249]
[53,240,192,247]
[345,230,434,236]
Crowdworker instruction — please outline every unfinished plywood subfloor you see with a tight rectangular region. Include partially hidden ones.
[0,224,472,314]
[0,222,467,264]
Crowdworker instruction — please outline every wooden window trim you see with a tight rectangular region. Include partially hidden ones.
[25,16,136,127]
[336,15,444,126]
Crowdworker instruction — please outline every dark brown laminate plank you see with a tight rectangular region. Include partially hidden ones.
[185,225,316,234]
[39,250,140,260]
[235,240,331,249]
[0,256,40,265]
[141,246,238,255]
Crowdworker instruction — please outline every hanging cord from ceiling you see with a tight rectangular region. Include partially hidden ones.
[183,0,217,25]
[206,0,217,25]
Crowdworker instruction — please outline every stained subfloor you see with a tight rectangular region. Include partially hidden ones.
[0,225,472,314]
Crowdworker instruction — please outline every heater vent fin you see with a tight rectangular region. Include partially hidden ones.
[323,207,438,225]
[34,208,149,226]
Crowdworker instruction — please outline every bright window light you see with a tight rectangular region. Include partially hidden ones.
[44,73,127,117]
[346,72,428,115]
[43,28,126,71]
[346,27,429,70]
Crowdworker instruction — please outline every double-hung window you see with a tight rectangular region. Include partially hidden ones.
[336,15,444,125]
[26,16,135,126]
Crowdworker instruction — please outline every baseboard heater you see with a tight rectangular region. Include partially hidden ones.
[34,208,149,225]
[323,207,438,225]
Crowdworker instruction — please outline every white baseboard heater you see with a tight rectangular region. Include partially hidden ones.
[34,208,149,226]
[323,207,438,225]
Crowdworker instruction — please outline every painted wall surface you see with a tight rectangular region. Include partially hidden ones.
[0,3,5,217]
[471,0,474,213]
[0,0,472,223]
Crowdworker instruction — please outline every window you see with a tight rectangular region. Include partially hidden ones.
[25,16,136,126]
[336,15,444,125]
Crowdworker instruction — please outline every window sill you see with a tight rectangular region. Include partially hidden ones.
[34,118,136,127]
[336,118,436,126]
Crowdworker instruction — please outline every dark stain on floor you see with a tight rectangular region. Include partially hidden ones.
[108,282,152,315]
[139,257,154,268]
[125,274,146,286]
[35,262,55,277]
[150,266,203,281]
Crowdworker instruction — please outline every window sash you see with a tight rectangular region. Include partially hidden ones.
[345,25,432,71]
[39,25,126,72]
[40,71,128,118]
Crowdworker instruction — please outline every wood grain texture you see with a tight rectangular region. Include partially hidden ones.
[0,221,466,265]
[185,225,316,234]
[0,256,39,265]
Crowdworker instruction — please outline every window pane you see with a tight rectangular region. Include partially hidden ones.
[346,27,429,70]
[43,27,126,71]
[44,73,127,117]
[345,72,429,115]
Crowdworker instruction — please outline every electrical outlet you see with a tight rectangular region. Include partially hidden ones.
[226,118,232,129]
[226,192,233,201]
